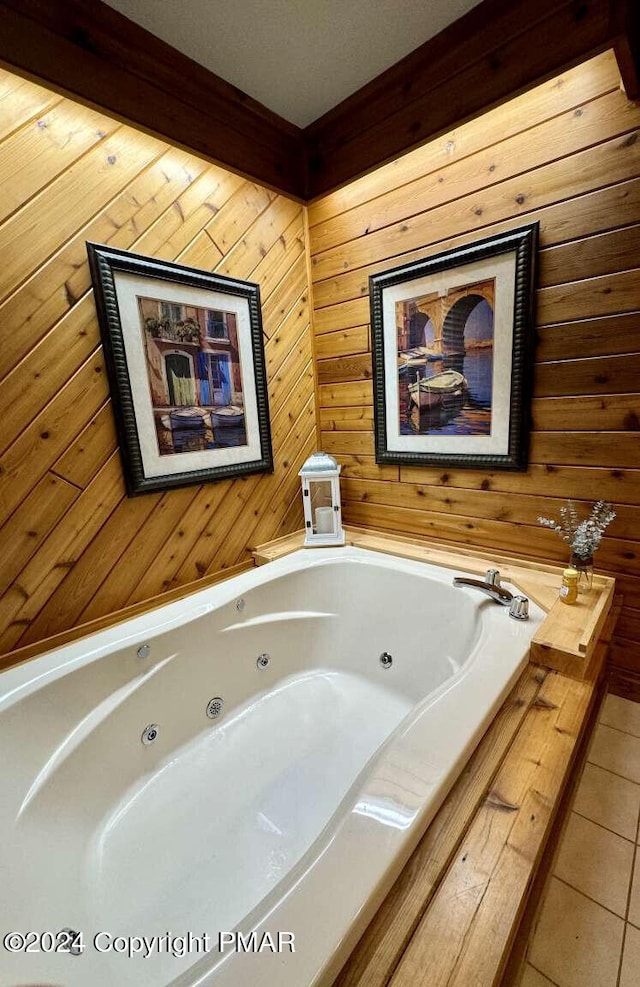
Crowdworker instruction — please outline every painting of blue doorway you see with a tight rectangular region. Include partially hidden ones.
[87,243,272,494]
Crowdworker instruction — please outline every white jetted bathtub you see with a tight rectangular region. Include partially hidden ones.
[0,546,545,987]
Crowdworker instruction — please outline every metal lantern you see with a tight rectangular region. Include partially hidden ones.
[298,452,345,547]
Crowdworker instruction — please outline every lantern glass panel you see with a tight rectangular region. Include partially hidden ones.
[308,480,335,536]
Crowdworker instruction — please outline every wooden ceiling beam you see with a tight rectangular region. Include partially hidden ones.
[0,0,637,201]
[0,0,305,198]
[303,0,630,197]
[611,0,640,98]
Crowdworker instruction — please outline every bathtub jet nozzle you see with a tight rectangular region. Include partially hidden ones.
[141,724,160,745]
[206,697,225,719]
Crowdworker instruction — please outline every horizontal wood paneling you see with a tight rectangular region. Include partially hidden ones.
[310,68,630,254]
[308,51,640,673]
[310,176,640,312]
[0,68,317,661]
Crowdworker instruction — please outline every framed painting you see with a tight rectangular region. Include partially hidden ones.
[87,243,273,495]
[370,223,538,471]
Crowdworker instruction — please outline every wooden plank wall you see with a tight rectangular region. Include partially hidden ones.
[0,68,317,660]
[307,51,640,675]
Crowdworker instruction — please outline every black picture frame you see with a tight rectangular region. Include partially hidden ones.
[370,223,538,471]
[87,243,273,495]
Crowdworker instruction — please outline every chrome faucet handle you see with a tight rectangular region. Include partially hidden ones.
[509,595,529,621]
[452,576,513,605]
[485,568,501,587]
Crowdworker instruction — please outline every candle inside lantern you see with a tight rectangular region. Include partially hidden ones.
[315,506,334,534]
[299,451,345,547]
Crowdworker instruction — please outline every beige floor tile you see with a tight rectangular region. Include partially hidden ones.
[601,694,640,739]
[588,724,640,784]
[529,877,624,987]
[572,762,640,841]
[629,857,640,928]
[553,812,634,916]
[620,923,640,987]
[519,964,558,986]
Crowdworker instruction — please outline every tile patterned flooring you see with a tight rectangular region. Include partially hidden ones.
[518,694,640,987]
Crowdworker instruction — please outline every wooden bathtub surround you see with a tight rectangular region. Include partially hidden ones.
[532,578,616,679]
[351,665,605,987]
[332,662,555,987]
[333,617,619,987]
[253,527,617,987]
[253,526,616,681]
[0,525,615,987]
[498,660,617,986]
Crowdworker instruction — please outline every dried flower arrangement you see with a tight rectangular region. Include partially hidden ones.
[538,500,616,562]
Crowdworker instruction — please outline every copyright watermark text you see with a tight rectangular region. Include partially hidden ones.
[3,930,295,958]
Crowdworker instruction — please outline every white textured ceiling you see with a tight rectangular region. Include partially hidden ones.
[103,0,483,127]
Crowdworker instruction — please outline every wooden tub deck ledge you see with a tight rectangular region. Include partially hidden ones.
[253,526,619,987]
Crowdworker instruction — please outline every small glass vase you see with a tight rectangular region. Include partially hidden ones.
[570,553,594,593]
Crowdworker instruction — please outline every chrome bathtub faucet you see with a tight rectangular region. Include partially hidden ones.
[452,569,513,605]
[452,569,529,620]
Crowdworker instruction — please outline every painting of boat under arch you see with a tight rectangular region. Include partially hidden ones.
[397,277,494,436]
